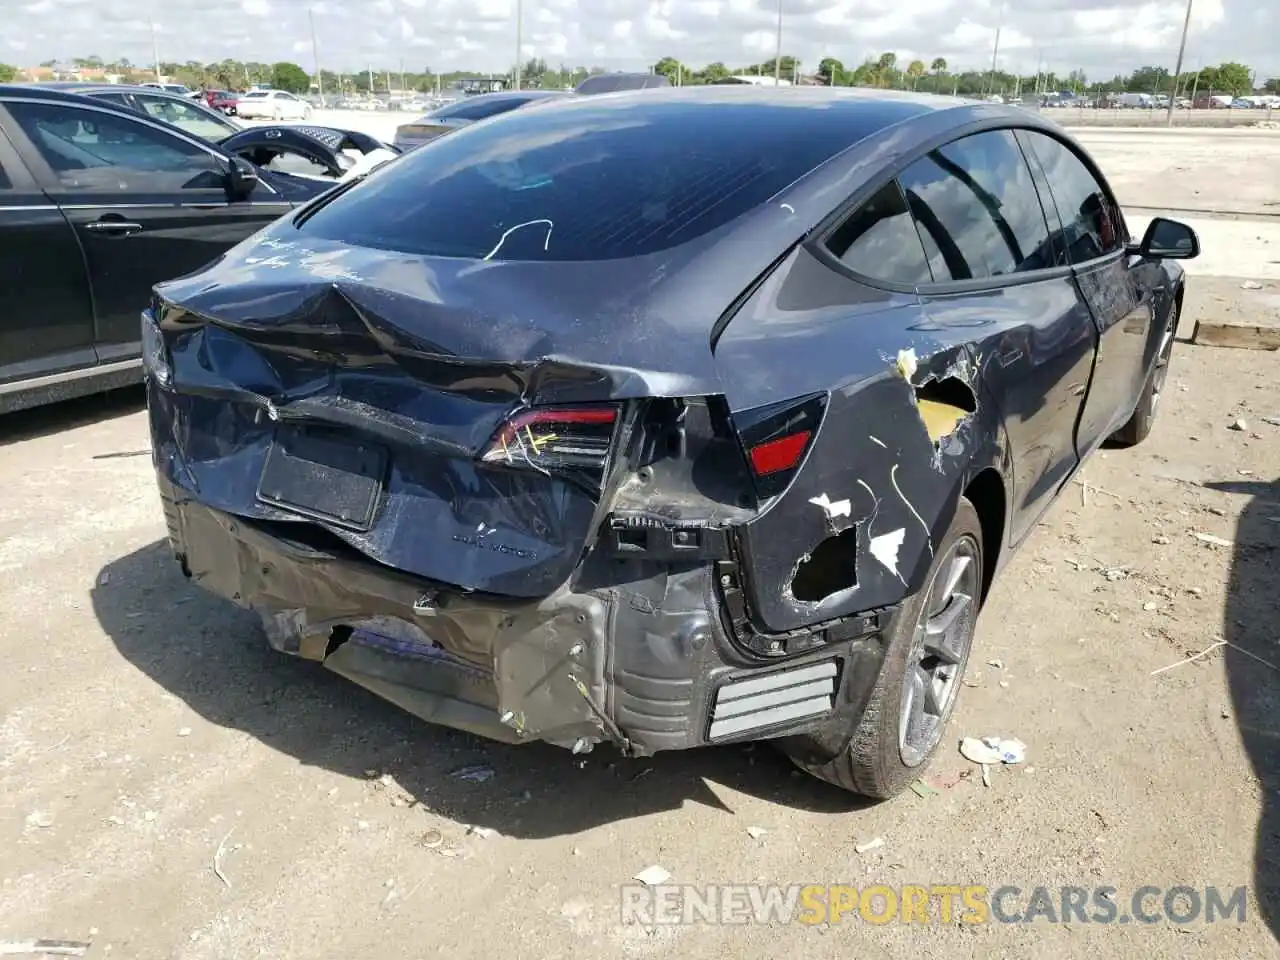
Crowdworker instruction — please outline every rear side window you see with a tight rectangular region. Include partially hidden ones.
[825,180,933,285]
[898,129,1055,281]
[297,101,868,261]
[1020,131,1125,263]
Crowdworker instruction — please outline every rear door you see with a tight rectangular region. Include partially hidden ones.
[1016,129,1155,455]
[0,111,97,391]
[3,97,292,363]
[902,128,1098,546]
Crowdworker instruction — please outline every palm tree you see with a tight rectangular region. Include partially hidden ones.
[907,60,925,89]
[931,57,947,93]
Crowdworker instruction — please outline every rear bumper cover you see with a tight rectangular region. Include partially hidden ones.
[159,475,890,756]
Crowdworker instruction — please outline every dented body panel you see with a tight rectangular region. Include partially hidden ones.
[146,87,1191,758]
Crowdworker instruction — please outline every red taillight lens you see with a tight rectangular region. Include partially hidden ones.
[735,393,827,499]
[480,405,619,478]
[747,430,812,477]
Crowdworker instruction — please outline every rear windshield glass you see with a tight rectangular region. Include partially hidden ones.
[426,95,530,122]
[295,98,863,261]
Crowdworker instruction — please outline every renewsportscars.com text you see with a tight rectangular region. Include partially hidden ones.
[620,884,1248,926]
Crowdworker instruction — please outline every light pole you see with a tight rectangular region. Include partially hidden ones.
[985,2,1004,98]
[774,0,783,85]
[149,9,161,83]
[309,7,322,100]
[1166,0,1193,126]
[513,0,523,90]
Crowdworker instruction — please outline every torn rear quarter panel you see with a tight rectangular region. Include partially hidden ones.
[712,245,1003,634]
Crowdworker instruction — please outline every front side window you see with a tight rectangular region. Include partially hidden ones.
[825,179,933,285]
[1020,131,1125,264]
[897,129,1056,282]
[8,101,225,192]
[133,94,236,141]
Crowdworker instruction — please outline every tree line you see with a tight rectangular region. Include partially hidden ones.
[648,54,1267,99]
[1,54,1270,100]
[0,56,617,95]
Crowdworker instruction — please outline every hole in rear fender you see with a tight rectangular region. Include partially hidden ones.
[791,528,858,602]
[915,376,977,443]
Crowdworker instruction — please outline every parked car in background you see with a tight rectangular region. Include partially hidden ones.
[0,84,399,413]
[19,82,239,142]
[143,86,1198,799]
[203,89,240,114]
[574,72,670,94]
[235,89,313,121]
[393,89,572,151]
[141,81,199,99]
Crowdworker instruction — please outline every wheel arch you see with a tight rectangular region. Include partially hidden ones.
[963,467,1006,605]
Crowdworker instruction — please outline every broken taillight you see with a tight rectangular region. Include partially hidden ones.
[735,392,828,499]
[479,405,620,481]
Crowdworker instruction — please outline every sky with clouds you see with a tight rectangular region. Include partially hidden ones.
[7,0,1276,81]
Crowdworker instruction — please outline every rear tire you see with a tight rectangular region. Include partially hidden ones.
[1110,299,1178,447]
[784,497,984,799]
[302,106,313,120]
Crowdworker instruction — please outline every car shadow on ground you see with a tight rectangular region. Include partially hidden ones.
[1208,476,1280,939]
[91,539,874,838]
[0,386,146,448]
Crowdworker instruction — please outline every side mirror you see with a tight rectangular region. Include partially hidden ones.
[1138,217,1199,260]
[226,155,260,199]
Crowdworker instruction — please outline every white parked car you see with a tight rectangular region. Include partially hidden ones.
[235,89,313,121]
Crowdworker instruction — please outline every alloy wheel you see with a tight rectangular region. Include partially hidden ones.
[897,535,981,767]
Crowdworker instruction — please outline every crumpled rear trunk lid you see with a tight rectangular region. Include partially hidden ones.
[149,233,731,597]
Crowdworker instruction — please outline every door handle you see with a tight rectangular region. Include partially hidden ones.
[85,220,143,236]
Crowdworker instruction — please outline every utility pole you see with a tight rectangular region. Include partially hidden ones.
[400,58,405,93]
[309,7,322,100]
[981,0,1005,97]
[513,0,523,90]
[987,23,1002,97]
[773,0,783,85]
[367,63,373,93]
[149,10,161,82]
[1166,0,1192,126]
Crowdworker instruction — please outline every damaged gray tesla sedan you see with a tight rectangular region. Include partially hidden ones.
[144,86,1198,798]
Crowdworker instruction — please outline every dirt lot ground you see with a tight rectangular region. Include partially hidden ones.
[2,128,1279,960]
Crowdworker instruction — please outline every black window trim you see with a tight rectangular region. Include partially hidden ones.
[0,95,279,196]
[806,116,1126,297]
